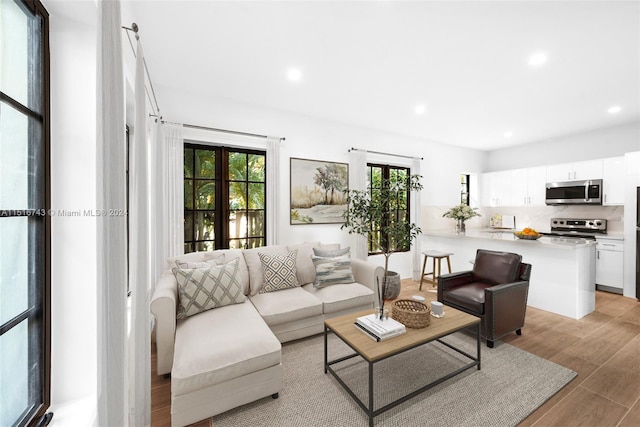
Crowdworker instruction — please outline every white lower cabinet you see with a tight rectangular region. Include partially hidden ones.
[595,238,624,293]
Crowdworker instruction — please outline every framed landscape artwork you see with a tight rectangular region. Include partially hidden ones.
[290,158,349,224]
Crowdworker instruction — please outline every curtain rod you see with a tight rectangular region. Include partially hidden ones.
[150,115,286,141]
[349,147,423,161]
[122,23,161,116]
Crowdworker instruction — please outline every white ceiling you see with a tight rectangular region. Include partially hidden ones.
[120,0,640,151]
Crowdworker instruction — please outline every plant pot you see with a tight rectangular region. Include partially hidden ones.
[382,271,401,300]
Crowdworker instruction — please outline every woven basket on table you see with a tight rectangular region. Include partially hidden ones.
[391,299,430,329]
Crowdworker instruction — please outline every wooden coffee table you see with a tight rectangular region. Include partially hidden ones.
[324,307,481,427]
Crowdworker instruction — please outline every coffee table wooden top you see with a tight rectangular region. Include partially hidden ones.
[325,305,479,363]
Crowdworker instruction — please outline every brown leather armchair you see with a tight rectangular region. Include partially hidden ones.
[437,249,531,348]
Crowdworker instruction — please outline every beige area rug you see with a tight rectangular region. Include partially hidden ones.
[212,332,576,427]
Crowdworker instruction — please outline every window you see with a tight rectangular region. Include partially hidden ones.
[367,164,411,255]
[0,0,51,426]
[183,144,266,252]
[460,174,470,205]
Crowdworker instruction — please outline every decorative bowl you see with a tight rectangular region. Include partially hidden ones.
[513,231,542,240]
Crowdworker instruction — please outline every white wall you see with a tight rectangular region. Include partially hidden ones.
[46,1,98,425]
[168,87,486,277]
[486,121,640,172]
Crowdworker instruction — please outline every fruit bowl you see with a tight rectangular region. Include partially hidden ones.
[513,229,542,240]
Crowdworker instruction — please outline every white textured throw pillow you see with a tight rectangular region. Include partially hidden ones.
[173,258,245,319]
[259,250,299,293]
[312,252,355,288]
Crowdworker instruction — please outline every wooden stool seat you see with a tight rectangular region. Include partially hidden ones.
[420,250,453,291]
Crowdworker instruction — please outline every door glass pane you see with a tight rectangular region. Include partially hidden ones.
[0,0,41,112]
[229,183,246,210]
[248,154,265,181]
[184,148,193,178]
[195,241,214,252]
[228,152,246,180]
[248,183,264,209]
[184,211,193,242]
[0,102,29,210]
[184,181,193,209]
[228,210,247,239]
[0,217,28,325]
[247,210,264,237]
[195,181,215,209]
[194,212,215,242]
[0,319,29,427]
[246,238,263,249]
[195,149,215,178]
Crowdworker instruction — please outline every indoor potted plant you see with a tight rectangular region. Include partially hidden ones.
[341,173,423,317]
[442,203,481,234]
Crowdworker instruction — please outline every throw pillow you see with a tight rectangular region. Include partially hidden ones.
[175,254,225,269]
[313,246,350,258]
[172,258,245,319]
[312,252,355,288]
[258,250,299,293]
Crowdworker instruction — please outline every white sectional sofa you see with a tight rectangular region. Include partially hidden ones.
[151,242,383,426]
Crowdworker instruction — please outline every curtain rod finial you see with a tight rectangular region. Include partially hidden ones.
[131,22,138,33]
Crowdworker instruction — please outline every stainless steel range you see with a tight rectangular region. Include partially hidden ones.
[545,218,607,239]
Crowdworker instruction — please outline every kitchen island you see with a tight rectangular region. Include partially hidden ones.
[422,229,596,319]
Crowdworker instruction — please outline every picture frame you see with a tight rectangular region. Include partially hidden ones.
[290,157,349,225]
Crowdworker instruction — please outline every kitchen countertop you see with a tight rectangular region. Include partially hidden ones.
[423,229,596,249]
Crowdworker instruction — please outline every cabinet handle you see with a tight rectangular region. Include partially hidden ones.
[597,250,600,259]
[604,194,607,203]
[573,171,576,179]
[568,172,571,180]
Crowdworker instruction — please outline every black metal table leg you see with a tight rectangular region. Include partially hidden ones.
[324,325,328,374]
[368,361,374,427]
[477,323,482,370]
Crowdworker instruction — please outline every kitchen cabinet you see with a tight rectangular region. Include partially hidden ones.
[511,167,546,206]
[546,159,603,182]
[481,170,512,207]
[595,238,623,293]
[602,157,625,205]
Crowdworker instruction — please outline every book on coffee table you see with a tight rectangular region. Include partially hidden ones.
[354,313,406,341]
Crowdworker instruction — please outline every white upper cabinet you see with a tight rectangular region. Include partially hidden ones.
[481,167,546,207]
[602,157,625,205]
[546,159,603,182]
[527,166,547,205]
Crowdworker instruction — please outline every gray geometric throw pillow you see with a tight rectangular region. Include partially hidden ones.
[258,250,299,293]
[173,257,245,319]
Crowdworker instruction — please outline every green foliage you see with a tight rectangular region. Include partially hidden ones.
[341,174,423,257]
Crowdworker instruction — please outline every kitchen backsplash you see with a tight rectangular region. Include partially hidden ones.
[422,205,624,233]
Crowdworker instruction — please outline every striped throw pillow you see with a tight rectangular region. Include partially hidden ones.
[311,252,355,288]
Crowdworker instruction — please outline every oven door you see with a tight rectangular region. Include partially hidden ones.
[545,179,602,205]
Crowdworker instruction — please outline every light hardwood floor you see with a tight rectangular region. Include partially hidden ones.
[151,279,640,427]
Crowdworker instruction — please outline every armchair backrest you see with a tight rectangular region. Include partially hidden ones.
[472,249,522,285]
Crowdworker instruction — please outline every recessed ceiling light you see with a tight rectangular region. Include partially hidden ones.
[415,105,426,115]
[607,105,622,114]
[504,132,513,138]
[528,52,548,67]
[287,68,302,82]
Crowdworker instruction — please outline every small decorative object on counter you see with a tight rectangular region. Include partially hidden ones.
[514,227,542,240]
[443,203,481,235]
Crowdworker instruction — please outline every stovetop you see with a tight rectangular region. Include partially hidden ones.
[544,217,607,240]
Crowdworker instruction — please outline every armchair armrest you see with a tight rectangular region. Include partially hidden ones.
[437,270,474,301]
[151,271,178,375]
[484,280,530,339]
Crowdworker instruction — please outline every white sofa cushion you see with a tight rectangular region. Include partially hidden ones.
[172,300,281,396]
[250,287,323,326]
[173,258,246,319]
[258,250,299,293]
[286,242,320,285]
[302,282,374,314]
[243,245,288,296]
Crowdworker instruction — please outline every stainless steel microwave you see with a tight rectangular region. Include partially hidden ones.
[545,179,603,205]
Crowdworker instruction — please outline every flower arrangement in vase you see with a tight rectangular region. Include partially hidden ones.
[442,203,481,234]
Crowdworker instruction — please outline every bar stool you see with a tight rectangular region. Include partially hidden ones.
[420,250,453,291]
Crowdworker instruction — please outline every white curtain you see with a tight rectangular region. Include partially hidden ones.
[96,0,127,425]
[412,157,423,281]
[129,40,151,426]
[266,136,280,245]
[349,149,368,260]
[161,123,184,262]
